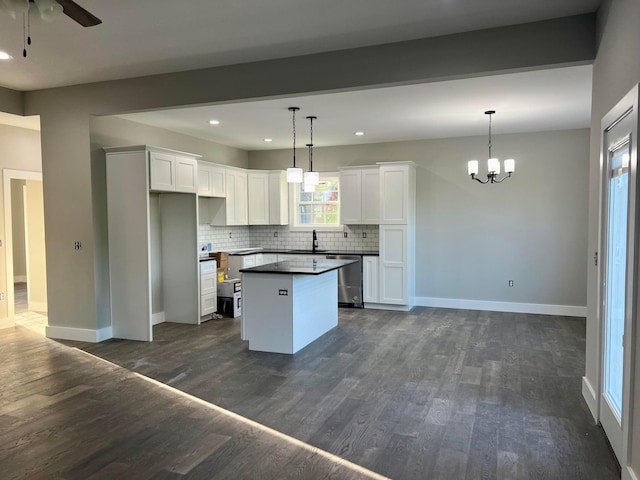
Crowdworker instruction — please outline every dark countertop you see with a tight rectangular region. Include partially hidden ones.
[240,258,357,275]
[227,249,379,256]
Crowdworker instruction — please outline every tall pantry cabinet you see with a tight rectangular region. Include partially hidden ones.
[378,162,416,307]
[105,145,201,341]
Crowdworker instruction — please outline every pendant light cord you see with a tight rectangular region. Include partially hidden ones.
[308,116,315,172]
[488,112,492,158]
[291,107,297,168]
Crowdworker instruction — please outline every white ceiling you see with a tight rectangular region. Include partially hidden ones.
[116,65,593,150]
[0,1,597,149]
[0,0,599,91]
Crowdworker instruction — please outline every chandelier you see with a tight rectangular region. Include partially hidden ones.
[467,110,515,184]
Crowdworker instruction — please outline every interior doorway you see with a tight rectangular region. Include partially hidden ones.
[3,170,47,335]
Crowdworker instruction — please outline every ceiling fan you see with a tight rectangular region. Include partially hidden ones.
[0,0,101,27]
[0,0,101,57]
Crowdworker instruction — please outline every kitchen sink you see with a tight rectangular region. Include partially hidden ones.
[288,249,328,253]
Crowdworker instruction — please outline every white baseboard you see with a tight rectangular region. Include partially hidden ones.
[624,466,638,480]
[0,317,14,330]
[152,312,165,325]
[414,297,586,317]
[28,301,47,313]
[582,376,598,421]
[14,275,27,283]
[46,325,112,343]
[364,303,412,312]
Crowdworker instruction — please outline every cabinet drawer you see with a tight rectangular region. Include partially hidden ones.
[201,292,217,315]
[201,273,218,295]
[200,260,217,275]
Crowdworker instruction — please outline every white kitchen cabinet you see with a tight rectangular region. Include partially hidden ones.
[198,162,226,197]
[248,172,269,224]
[149,150,199,193]
[379,163,413,224]
[379,225,408,304]
[247,170,289,225]
[362,256,380,303]
[207,168,248,226]
[200,260,218,317]
[268,171,289,225]
[339,166,379,225]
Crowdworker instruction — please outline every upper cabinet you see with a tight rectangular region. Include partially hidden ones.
[225,169,248,225]
[379,163,414,224]
[340,166,379,225]
[247,170,289,225]
[149,149,199,193]
[198,162,226,197]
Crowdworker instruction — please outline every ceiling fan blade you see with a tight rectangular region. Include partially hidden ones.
[55,0,102,27]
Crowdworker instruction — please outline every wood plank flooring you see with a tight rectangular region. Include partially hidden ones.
[69,307,620,480]
[0,326,383,480]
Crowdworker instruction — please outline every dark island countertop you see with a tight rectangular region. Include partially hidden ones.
[227,248,379,256]
[240,258,357,275]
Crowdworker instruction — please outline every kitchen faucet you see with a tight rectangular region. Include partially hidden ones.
[312,229,318,253]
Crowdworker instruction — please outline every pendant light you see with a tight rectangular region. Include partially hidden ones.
[303,115,319,192]
[286,107,303,183]
[467,110,515,184]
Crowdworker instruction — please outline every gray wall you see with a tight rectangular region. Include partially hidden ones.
[587,0,640,474]
[250,129,590,307]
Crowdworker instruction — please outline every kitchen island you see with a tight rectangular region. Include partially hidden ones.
[240,258,357,354]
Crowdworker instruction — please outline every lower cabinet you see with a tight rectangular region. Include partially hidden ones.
[379,225,408,305]
[200,260,218,316]
[362,256,380,303]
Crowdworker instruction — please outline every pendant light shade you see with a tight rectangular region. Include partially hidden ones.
[286,107,303,184]
[304,171,319,185]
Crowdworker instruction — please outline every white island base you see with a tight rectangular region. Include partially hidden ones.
[242,270,338,354]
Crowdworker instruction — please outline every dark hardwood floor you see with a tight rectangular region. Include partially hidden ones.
[65,307,620,480]
[1,308,620,479]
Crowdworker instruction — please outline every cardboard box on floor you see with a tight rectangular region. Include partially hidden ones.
[209,252,229,273]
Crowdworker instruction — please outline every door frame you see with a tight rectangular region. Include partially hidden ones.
[2,169,43,327]
[597,84,638,477]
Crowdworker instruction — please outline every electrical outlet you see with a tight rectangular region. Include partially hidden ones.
[343,231,348,238]
[362,232,367,238]
[278,289,289,296]
[274,232,278,238]
[508,280,514,287]
[74,241,82,251]
[229,232,232,239]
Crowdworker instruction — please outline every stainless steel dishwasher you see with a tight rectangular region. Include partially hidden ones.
[326,255,363,308]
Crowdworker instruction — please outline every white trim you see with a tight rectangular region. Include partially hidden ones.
[0,317,14,330]
[3,169,44,327]
[623,466,638,480]
[414,296,586,317]
[28,301,47,313]
[46,325,112,343]
[364,303,412,312]
[14,275,27,283]
[582,376,598,421]
[152,311,166,325]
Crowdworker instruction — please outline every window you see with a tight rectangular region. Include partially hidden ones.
[291,173,341,230]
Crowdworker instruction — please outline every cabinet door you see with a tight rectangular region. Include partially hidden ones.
[198,164,213,196]
[362,256,379,303]
[229,170,248,225]
[149,151,175,191]
[201,273,218,295]
[340,170,362,224]
[175,155,198,193]
[380,225,407,304]
[201,292,217,316]
[248,173,269,225]
[226,170,237,223]
[379,164,408,224]
[361,168,380,224]
[210,165,226,197]
[269,172,289,225]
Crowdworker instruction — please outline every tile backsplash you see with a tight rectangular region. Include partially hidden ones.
[199,224,379,252]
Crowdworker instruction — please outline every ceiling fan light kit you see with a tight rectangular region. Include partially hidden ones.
[0,0,102,57]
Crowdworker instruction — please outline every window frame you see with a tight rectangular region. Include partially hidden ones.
[288,172,343,232]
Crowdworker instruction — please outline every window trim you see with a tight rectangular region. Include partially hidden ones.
[289,172,343,232]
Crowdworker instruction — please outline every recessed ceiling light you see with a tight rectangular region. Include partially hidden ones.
[264,138,273,142]
[354,131,365,136]
[0,51,13,60]
[208,119,220,125]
